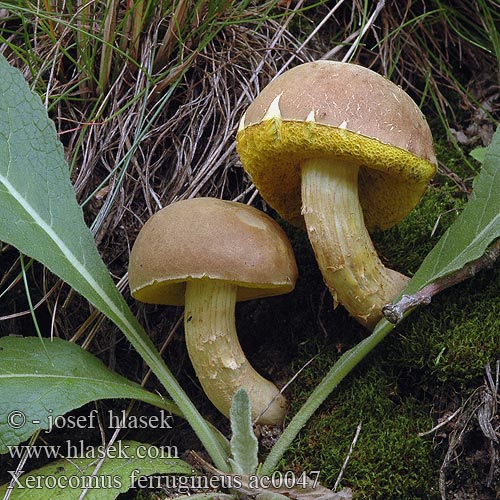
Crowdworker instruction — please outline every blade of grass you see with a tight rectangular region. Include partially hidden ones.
[98,0,118,93]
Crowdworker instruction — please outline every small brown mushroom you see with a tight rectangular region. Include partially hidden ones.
[236,61,437,329]
[128,197,298,425]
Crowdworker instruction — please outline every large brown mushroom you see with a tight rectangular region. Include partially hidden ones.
[128,197,297,425]
[236,61,437,329]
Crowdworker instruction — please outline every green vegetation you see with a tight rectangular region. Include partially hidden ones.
[281,259,500,497]
[387,267,500,386]
[0,1,499,499]
[285,365,440,500]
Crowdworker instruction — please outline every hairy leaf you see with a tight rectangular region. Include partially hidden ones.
[405,124,500,294]
[229,389,258,475]
[0,440,193,499]
[0,337,179,454]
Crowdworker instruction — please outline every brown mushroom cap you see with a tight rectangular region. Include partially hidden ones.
[236,60,437,230]
[128,197,298,305]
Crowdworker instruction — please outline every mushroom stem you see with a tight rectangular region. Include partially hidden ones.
[301,158,409,329]
[184,279,287,425]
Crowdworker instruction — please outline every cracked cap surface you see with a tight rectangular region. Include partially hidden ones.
[236,60,437,230]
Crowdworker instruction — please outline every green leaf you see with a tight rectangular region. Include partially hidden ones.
[0,54,228,470]
[404,124,500,295]
[0,337,179,454]
[470,146,487,163]
[0,440,193,499]
[228,389,258,475]
[0,53,127,341]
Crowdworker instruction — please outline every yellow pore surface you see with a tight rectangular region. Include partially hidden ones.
[236,119,437,231]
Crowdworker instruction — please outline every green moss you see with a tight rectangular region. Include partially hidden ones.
[284,365,440,500]
[376,143,499,387]
[433,138,479,179]
[386,268,500,388]
[374,182,467,275]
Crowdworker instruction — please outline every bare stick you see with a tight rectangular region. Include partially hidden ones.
[334,422,362,491]
[383,239,500,324]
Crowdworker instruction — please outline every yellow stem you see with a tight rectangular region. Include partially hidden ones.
[301,158,409,329]
[184,279,287,424]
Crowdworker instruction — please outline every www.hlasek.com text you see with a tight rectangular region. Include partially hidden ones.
[7,441,178,460]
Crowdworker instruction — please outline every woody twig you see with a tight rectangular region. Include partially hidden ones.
[383,239,500,325]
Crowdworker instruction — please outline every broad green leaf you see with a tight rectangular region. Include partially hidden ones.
[228,389,258,475]
[0,440,193,499]
[0,53,130,343]
[404,124,500,295]
[0,337,179,454]
[0,54,228,469]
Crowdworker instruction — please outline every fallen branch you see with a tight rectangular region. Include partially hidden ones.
[383,239,500,324]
